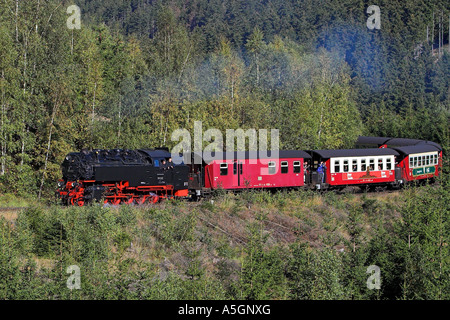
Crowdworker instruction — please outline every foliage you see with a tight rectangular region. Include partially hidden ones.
[239,219,286,299]
[0,0,448,300]
[0,0,448,196]
[0,173,449,299]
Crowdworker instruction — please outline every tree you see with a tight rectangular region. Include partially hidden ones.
[286,242,347,300]
[390,179,450,299]
[0,25,19,178]
[240,220,286,299]
[245,27,265,88]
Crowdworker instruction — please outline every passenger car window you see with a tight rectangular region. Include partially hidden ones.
[343,160,349,172]
[334,160,340,173]
[361,159,367,171]
[352,160,358,172]
[281,161,288,174]
[369,159,375,171]
[378,158,383,170]
[268,162,276,174]
[386,158,392,170]
[220,163,228,176]
[293,161,301,173]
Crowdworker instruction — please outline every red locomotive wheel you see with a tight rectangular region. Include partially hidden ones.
[149,195,159,204]
[70,197,84,206]
[136,197,146,205]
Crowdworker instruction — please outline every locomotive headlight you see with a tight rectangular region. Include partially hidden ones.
[71,182,76,188]
[58,181,64,188]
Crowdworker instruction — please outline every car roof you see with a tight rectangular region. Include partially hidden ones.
[186,150,311,164]
[392,144,442,155]
[312,148,400,159]
[356,136,442,151]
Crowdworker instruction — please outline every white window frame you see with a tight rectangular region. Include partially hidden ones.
[220,163,228,175]
[281,161,288,174]
[410,152,438,168]
[293,161,301,173]
[386,158,392,170]
[332,159,341,173]
[351,159,358,172]
[268,161,276,175]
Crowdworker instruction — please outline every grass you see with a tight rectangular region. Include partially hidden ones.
[0,193,35,208]
[0,209,19,222]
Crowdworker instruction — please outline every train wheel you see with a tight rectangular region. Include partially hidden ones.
[136,197,146,205]
[112,199,121,205]
[149,195,159,204]
[77,199,85,207]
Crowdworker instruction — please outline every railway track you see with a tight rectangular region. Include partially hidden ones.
[0,188,400,212]
[0,207,27,212]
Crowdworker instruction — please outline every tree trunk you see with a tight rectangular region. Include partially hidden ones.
[91,81,97,123]
[0,71,5,175]
[20,32,29,167]
[35,0,40,34]
[117,101,121,146]
[39,95,60,199]
[15,0,19,42]
[432,12,434,53]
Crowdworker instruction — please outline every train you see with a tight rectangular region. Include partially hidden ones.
[56,136,443,206]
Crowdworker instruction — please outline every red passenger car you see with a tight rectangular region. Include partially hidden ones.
[392,144,442,183]
[356,136,443,184]
[187,150,311,195]
[309,148,401,189]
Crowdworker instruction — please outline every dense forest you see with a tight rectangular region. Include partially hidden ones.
[0,0,449,302]
[0,0,448,197]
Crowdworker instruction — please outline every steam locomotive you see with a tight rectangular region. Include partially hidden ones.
[57,136,443,206]
[57,148,189,206]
